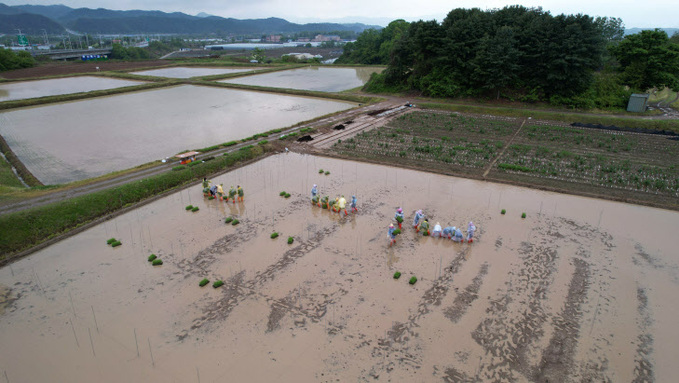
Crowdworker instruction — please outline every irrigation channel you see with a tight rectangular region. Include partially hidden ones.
[1,152,677,382]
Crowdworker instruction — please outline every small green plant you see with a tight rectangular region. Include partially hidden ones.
[148,254,157,262]
[185,205,193,210]
[191,207,200,212]
[111,240,122,247]
[395,216,403,223]
[409,276,417,285]
[213,280,224,288]
[284,193,291,198]
[319,169,324,173]
[208,196,215,200]
[106,238,116,245]
[199,278,210,287]
[392,229,401,236]
[325,171,330,175]
[225,217,233,223]
[393,271,401,279]
[172,165,185,171]
[287,236,294,244]
[232,219,240,225]
[271,232,279,239]
[522,212,527,218]
[501,209,506,215]
[152,259,163,266]
[280,191,286,196]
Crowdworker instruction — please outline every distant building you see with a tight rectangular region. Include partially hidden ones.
[313,35,341,42]
[297,38,310,42]
[265,35,281,43]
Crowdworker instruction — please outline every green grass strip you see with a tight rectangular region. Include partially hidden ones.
[0,145,266,259]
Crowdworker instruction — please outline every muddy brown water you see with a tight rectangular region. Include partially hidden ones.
[220,66,382,92]
[0,76,145,102]
[129,67,262,79]
[0,153,677,382]
[0,85,355,185]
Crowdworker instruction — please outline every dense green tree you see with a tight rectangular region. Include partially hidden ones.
[470,26,520,98]
[611,29,679,91]
[0,48,35,71]
[336,20,409,65]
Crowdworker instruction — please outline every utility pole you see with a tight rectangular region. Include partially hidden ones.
[67,34,72,50]
[41,29,50,46]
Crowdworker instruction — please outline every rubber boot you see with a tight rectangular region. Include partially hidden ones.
[344,210,348,216]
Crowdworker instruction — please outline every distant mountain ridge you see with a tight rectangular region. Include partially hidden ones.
[625,27,679,36]
[0,3,381,35]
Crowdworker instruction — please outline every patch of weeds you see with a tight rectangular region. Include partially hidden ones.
[409,276,417,285]
[148,254,157,262]
[501,209,506,215]
[393,271,401,279]
[111,240,122,247]
[185,205,193,210]
[152,259,163,266]
[191,207,200,212]
[232,219,240,225]
[287,236,294,244]
[199,278,210,287]
[213,280,224,288]
[271,232,279,239]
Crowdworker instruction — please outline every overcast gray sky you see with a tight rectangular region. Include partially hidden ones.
[4,0,678,28]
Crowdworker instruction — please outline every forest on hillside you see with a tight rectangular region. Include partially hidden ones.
[337,6,679,109]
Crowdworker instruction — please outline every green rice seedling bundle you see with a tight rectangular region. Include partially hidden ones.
[409,276,417,285]
[152,259,163,266]
[271,232,279,239]
[199,278,210,287]
[393,271,401,279]
[501,209,506,215]
[213,280,224,288]
[522,212,526,218]
[225,217,233,223]
[106,238,116,245]
[280,191,286,196]
[148,254,157,262]
[287,236,294,244]
[191,207,200,212]
[318,169,324,173]
[392,229,401,236]
[111,240,122,247]
[284,193,291,198]
[232,219,240,225]
[186,205,194,210]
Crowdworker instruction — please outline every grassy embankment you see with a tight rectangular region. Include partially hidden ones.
[418,102,679,133]
[0,145,267,262]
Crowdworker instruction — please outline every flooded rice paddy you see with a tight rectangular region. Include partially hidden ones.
[129,67,260,79]
[220,66,382,92]
[0,76,145,102]
[0,85,355,185]
[0,153,677,382]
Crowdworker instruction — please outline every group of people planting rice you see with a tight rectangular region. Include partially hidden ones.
[202,178,244,203]
[310,184,358,215]
[389,207,476,246]
[309,184,476,247]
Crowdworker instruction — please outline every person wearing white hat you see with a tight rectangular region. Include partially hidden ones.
[467,221,476,243]
[388,223,397,246]
[432,222,442,237]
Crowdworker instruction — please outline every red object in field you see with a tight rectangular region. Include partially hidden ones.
[175,151,200,165]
